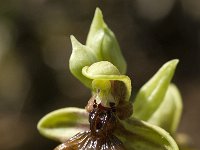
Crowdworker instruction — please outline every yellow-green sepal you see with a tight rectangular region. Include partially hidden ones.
[86,8,127,74]
[147,84,183,134]
[133,59,179,121]
[115,118,179,150]
[37,107,89,142]
[69,36,97,88]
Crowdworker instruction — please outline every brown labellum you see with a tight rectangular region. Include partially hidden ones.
[54,102,125,150]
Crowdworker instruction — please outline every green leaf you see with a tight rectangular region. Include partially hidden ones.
[82,61,131,105]
[147,84,183,134]
[86,8,127,74]
[37,107,89,142]
[133,59,179,121]
[69,36,97,88]
[115,118,179,150]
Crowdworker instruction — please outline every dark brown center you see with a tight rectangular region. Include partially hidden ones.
[89,101,117,137]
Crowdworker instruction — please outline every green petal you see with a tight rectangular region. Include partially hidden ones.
[115,118,179,150]
[69,36,97,88]
[133,59,179,120]
[86,8,127,74]
[82,61,131,103]
[37,107,89,142]
[147,84,183,134]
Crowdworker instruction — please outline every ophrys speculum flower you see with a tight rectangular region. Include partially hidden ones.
[37,8,182,150]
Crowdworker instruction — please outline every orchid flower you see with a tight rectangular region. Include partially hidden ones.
[37,8,182,150]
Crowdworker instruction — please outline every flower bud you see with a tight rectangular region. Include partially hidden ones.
[86,8,127,74]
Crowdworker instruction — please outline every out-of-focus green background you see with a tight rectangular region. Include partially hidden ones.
[0,0,200,149]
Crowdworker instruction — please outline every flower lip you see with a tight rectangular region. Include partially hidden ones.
[89,101,117,136]
[54,101,125,150]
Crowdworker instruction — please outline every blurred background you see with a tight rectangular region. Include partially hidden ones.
[0,0,200,149]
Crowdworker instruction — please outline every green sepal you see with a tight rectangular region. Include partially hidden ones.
[37,107,89,142]
[69,36,97,88]
[82,61,131,104]
[115,118,179,150]
[86,8,127,74]
[147,84,183,134]
[133,59,179,120]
